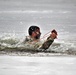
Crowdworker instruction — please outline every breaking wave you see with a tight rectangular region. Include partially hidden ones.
[0,33,76,55]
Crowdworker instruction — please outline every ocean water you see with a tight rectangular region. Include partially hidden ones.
[0,56,76,75]
[0,0,76,55]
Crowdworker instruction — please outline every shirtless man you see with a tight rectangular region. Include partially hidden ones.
[24,26,58,50]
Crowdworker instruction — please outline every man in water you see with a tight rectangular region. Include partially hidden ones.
[23,26,58,50]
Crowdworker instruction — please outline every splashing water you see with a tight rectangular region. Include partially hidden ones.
[0,33,76,55]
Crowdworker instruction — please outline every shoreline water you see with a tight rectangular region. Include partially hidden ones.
[0,49,76,56]
[0,55,76,75]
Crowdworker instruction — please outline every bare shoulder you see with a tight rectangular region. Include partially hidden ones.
[22,36,31,44]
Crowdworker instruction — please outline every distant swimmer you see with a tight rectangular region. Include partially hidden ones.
[23,26,58,50]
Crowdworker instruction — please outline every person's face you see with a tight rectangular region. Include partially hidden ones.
[51,32,57,39]
[32,29,41,39]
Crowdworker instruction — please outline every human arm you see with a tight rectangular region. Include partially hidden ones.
[40,29,58,50]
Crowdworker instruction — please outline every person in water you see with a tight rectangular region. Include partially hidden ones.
[24,26,58,50]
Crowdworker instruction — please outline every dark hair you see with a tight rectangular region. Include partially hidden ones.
[28,26,40,35]
[51,29,57,35]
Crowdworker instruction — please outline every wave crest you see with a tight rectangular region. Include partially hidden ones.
[0,34,76,55]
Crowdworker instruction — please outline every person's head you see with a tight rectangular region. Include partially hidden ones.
[28,26,41,39]
[51,29,58,39]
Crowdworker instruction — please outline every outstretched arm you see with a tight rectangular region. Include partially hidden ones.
[40,29,58,50]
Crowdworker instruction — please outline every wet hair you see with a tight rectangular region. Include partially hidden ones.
[28,26,40,35]
[51,29,57,35]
